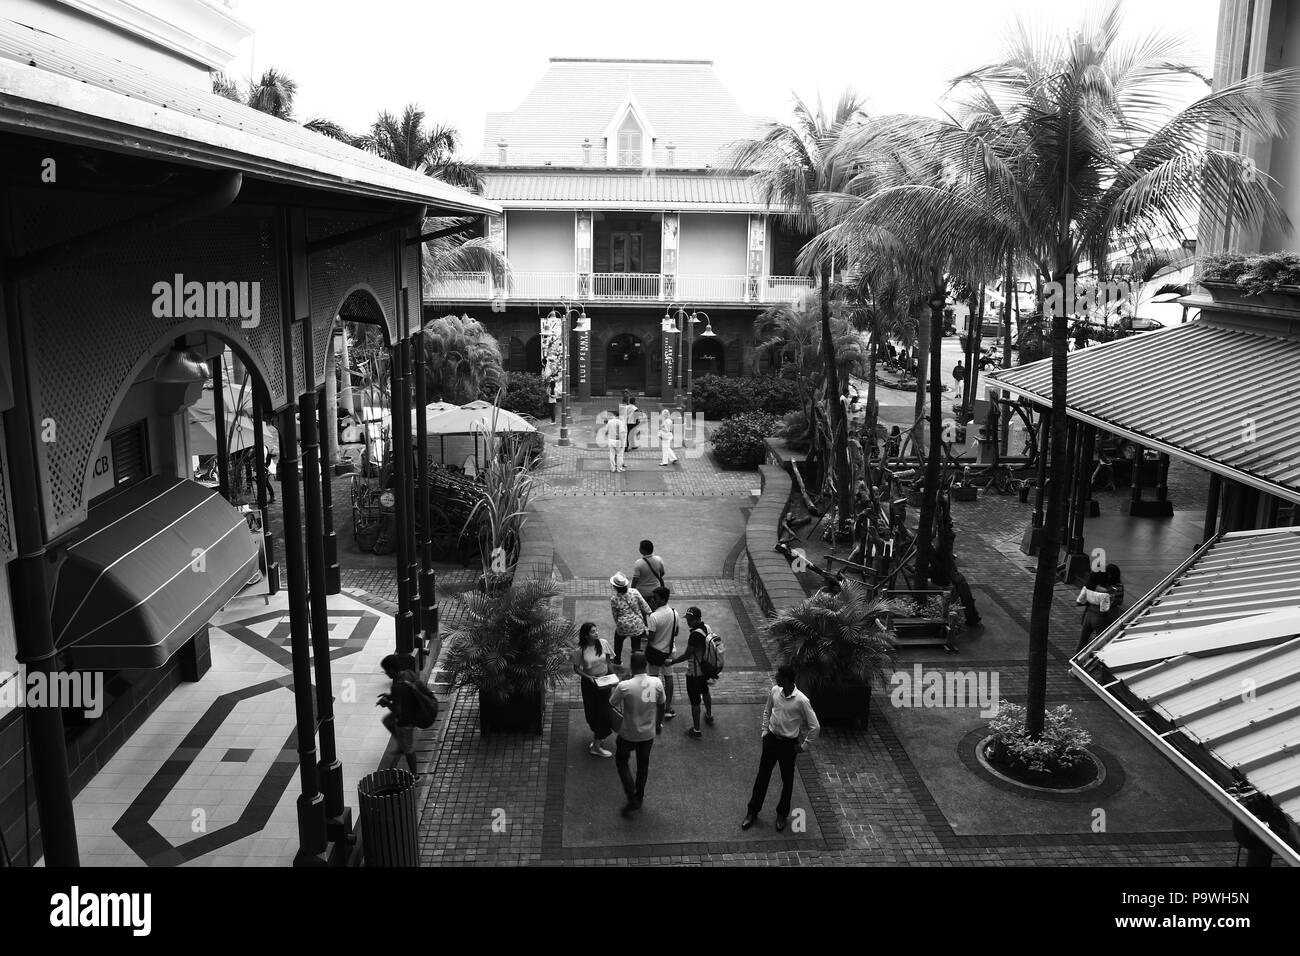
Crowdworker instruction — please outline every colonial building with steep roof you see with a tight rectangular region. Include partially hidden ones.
[425,57,812,399]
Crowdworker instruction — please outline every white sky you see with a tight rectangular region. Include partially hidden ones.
[224,0,1222,156]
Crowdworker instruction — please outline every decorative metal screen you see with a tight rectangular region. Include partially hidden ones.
[16,193,285,536]
[405,241,422,336]
[307,216,399,388]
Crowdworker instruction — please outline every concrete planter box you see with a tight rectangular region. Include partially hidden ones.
[1202,281,1300,314]
[478,688,545,735]
[801,680,872,731]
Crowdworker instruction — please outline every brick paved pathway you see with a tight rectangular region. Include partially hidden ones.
[396,417,1235,867]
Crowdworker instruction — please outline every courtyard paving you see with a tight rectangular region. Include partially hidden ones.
[398,401,1238,866]
[61,394,1234,866]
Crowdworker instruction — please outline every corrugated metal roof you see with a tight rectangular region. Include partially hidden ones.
[483,171,779,210]
[985,319,1300,500]
[477,58,769,167]
[0,19,499,216]
[1084,527,1300,858]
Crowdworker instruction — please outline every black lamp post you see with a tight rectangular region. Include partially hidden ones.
[552,302,589,447]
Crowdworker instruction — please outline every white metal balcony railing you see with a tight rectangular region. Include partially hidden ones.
[675,274,750,301]
[507,272,575,300]
[765,276,817,302]
[592,273,661,299]
[428,271,494,299]
[424,272,818,303]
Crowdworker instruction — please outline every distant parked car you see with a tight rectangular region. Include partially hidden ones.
[1121,316,1164,332]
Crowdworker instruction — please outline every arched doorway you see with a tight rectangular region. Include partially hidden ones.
[505,336,526,373]
[606,333,646,393]
[524,335,542,374]
[693,338,726,377]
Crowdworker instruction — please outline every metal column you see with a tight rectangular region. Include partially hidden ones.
[318,387,340,594]
[413,329,437,647]
[1,284,79,866]
[300,388,346,830]
[253,391,280,594]
[390,336,415,654]
[211,354,231,501]
[401,336,421,640]
[277,208,328,862]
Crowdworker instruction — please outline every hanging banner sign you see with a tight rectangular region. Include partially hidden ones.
[540,312,565,400]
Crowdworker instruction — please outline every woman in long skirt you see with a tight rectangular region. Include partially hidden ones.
[573,622,614,756]
[659,412,679,466]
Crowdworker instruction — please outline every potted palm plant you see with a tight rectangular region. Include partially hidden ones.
[461,403,540,592]
[764,580,899,730]
[441,578,572,734]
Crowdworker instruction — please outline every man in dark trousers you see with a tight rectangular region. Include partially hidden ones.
[377,654,420,774]
[608,652,666,817]
[741,665,820,832]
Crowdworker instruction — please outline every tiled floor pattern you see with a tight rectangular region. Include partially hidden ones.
[65,591,398,867]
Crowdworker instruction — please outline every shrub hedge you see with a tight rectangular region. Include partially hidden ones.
[692,374,802,420]
[709,411,780,469]
[496,372,551,419]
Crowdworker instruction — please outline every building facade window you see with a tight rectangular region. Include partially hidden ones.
[89,419,150,506]
[616,113,643,167]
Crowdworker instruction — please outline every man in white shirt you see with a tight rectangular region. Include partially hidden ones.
[606,413,627,473]
[644,587,679,730]
[741,664,820,832]
[607,652,666,817]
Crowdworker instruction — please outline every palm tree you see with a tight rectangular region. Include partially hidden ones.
[211,72,242,103]
[421,313,506,405]
[722,92,868,535]
[819,0,1298,736]
[802,115,973,594]
[245,68,298,120]
[844,269,922,453]
[753,292,863,462]
[365,104,483,192]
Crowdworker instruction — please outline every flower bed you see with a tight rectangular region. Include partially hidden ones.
[986,700,1094,783]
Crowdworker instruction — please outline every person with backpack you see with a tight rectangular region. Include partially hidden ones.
[630,539,666,604]
[573,622,616,757]
[668,606,721,739]
[644,586,679,731]
[377,653,438,774]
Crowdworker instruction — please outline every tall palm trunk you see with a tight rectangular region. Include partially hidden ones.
[913,305,930,427]
[820,268,853,531]
[1026,295,1069,738]
[865,320,879,445]
[914,279,945,591]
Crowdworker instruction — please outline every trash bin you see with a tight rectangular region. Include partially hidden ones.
[358,768,418,867]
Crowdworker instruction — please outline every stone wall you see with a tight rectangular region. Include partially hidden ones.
[744,465,805,617]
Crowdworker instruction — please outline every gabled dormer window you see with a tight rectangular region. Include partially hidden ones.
[616,114,643,167]
[604,95,656,168]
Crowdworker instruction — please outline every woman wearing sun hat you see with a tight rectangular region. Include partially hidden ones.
[609,571,652,668]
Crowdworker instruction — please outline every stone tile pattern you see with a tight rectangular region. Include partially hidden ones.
[356,427,1235,866]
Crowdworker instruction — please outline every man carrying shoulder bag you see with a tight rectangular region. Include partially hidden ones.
[644,586,679,732]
